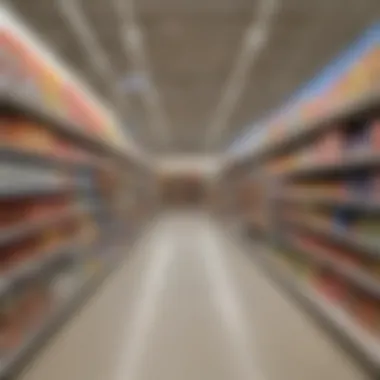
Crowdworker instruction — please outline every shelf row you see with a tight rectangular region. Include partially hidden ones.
[0,240,77,300]
[229,89,380,170]
[287,218,380,260]
[281,193,380,213]
[0,204,153,380]
[225,213,380,378]
[248,245,380,377]
[0,182,73,200]
[0,205,90,251]
[280,154,380,180]
[0,92,144,168]
[0,146,100,171]
[0,233,127,380]
[282,236,380,299]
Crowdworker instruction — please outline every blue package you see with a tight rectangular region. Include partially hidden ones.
[332,209,356,232]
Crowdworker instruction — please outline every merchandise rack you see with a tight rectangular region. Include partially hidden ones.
[0,228,154,380]
[280,193,380,213]
[242,239,380,378]
[0,89,157,379]
[228,89,380,171]
[217,89,380,378]
[0,91,151,172]
[287,218,380,259]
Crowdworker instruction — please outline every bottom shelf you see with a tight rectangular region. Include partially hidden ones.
[0,270,90,379]
[0,223,148,380]
[242,241,380,378]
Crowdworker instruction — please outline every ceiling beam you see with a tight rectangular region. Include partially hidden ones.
[113,0,172,148]
[204,0,280,150]
[56,0,140,139]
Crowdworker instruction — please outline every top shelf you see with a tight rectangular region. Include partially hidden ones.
[228,89,380,171]
[0,91,151,172]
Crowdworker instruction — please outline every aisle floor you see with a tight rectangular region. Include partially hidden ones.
[21,212,366,380]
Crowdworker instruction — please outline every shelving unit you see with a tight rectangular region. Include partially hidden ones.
[0,91,157,379]
[228,88,380,170]
[218,81,380,376]
[280,193,380,213]
[242,242,380,378]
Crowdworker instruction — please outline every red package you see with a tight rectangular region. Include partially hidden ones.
[353,294,380,332]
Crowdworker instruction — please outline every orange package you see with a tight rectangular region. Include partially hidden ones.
[0,118,56,154]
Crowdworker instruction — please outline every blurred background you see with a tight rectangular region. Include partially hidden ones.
[0,0,380,379]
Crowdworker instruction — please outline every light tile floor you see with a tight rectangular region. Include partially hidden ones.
[20,212,367,380]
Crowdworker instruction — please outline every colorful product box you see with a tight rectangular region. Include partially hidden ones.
[369,119,380,152]
[315,270,348,303]
[315,130,345,164]
[345,122,370,155]
[351,292,380,333]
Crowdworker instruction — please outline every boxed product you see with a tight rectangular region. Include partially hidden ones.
[0,118,56,154]
[0,235,42,272]
[315,269,348,303]
[0,198,31,228]
[315,129,344,164]
[361,257,380,280]
[350,291,380,332]
[40,228,65,253]
[369,119,380,152]
[296,232,360,267]
[345,121,370,156]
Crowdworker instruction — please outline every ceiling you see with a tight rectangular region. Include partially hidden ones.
[4,0,380,154]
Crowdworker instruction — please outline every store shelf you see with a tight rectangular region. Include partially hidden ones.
[284,240,380,299]
[0,207,88,248]
[0,181,74,199]
[281,193,380,213]
[0,92,129,163]
[0,218,149,380]
[220,218,380,377]
[0,146,99,170]
[229,89,380,169]
[247,243,380,378]
[281,155,380,180]
[0,272,91,380]
[0,240,77,299]
[288,218,380,259]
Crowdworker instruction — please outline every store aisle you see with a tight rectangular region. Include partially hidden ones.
[20,212,367,380]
